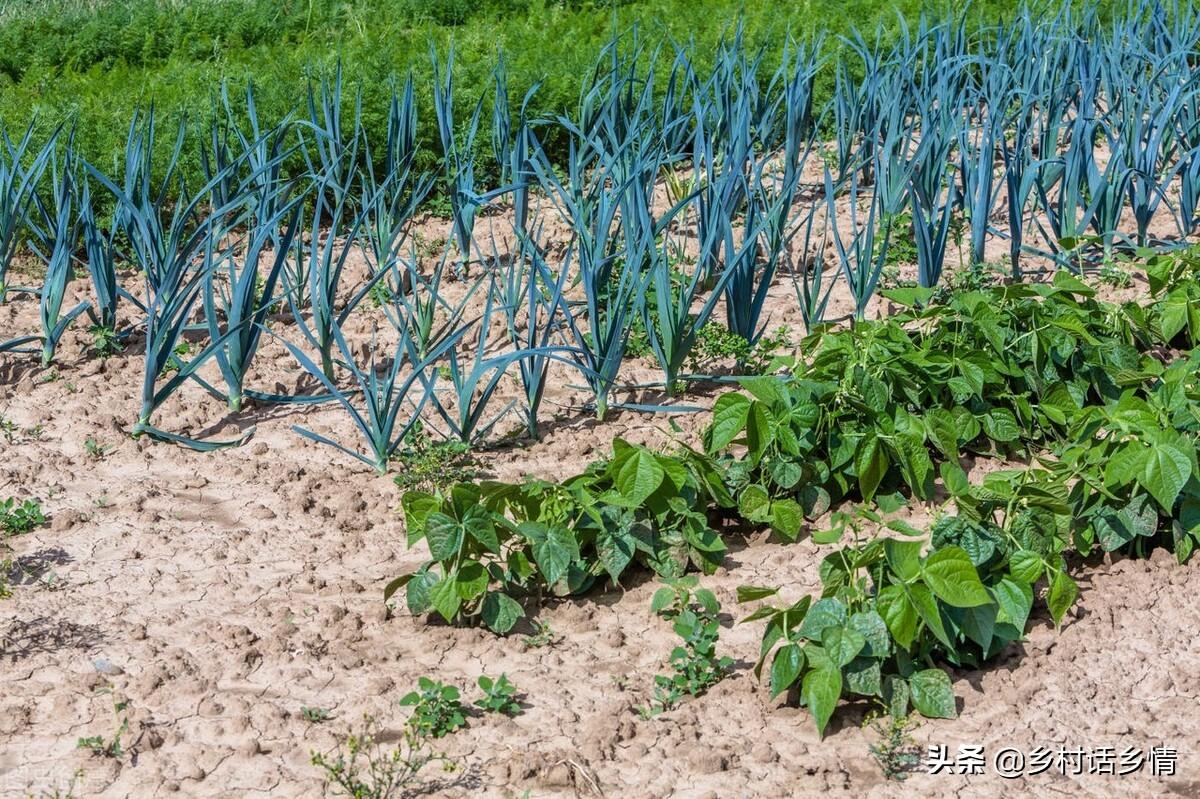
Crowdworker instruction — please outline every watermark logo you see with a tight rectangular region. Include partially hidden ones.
[925,744,1178,778]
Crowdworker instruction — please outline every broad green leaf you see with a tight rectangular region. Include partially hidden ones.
[708,393,752,452]
[848,610,892,658]
[796,597,847,641]
[650,587,675,615]
[993,578,1033,632]
[596,527,636,583]
[738,484,772,523]
[736,585,779,603]
[921,546,991,607]
[401,491,439,545]
[1047,568,1078,626]
[799,485,832,518]
[981,408,1021,443]
[906,582,954,650]
[1104,443,1148,489]
[430,573,462,622]
[615,448,665,504]
[1093,507,1136,552]
[770,498,804,541]
[455,562,489,600]
[769,643,804,698]
[462,506,500,553]
[925,408,960,460]
[876,585,918,650]
[384,571,416,604]
[961,603,996,650]
[424,512,463,561]
[769,459,803,490]
[405,570,438,614]
[940,461,969,496]
[883,674,910,718]
[844,657,882,697]
[1008,549,1043,584]
[480,591,523,634]
[855,434,888,500]
[522,522,575,586]
[740,376,787,406]
[802,667,843,737]
[1161,288,1190,341]
[821,625,866,667]
[909,669,957,719]
[884,539,922,582]
[1141,444,1192,512]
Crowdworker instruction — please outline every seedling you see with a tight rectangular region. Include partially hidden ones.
[398,678,466,739]
[521,620,557,649]
[311,715,456,799]
[475,674,521,717]
[89,324,122,359]
[650,575,719,621]
[301,706,332,724]
[639,589,731,717]
[84,437,112,459]
[76,690,130,759]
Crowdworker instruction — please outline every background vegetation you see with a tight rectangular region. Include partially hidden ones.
[0,0,1112,189]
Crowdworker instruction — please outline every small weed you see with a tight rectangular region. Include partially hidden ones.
[311,715,456,799]
[1,498,45,535]
[1,417,16,443]
[84,437,111,459]
[866,713,921,781]
[76,690,130,759]
[392,423,476,496]
[25,424,45,440]
[475,674,521,717]
[1098,260,1133,288]
[29,769,84,799]
[93,494,112,509]
[159,341,192,376]
[521,620,556,649]
[302,706,332,724]
[687,323,791,375]
[368,279,393,308]
[399,678,467,739]
[89,325,122,358]
[879,211,919,267]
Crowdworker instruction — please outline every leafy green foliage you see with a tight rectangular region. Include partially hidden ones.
[1145,246,1200,349]
[639,586,732,717]
[707,274,1159,527]
[389,438,731,632]
[398,678,467,739]
[1,498,45,535]
[650,575,719,620]
[475,674,522,717]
